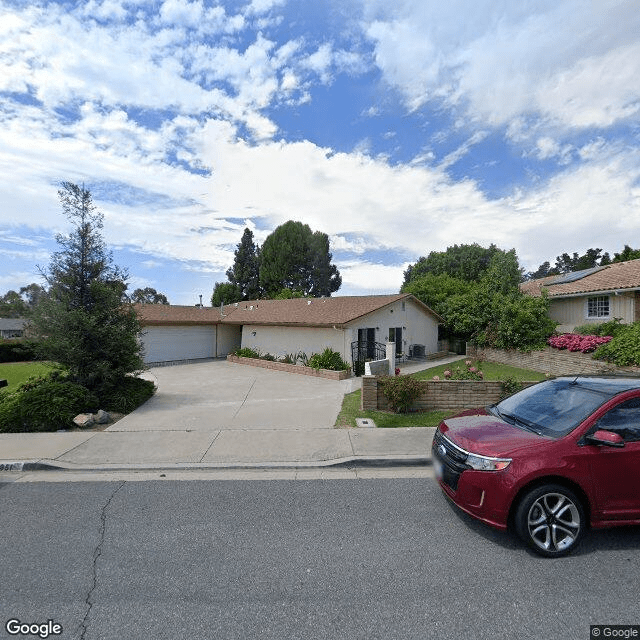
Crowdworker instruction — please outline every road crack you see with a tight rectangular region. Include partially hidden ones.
[79,481,125,640]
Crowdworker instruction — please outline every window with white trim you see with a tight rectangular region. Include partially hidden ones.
[587,296,610,318]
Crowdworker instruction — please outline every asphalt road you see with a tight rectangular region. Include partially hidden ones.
[1,478,639,640]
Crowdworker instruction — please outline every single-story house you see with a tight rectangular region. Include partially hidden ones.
[520,259,640,332]
[136,293,442,368]
[0,318,27,339]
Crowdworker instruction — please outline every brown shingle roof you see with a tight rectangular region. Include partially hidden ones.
[521,259,640,298]
[135,304,236,325]
[136,294,441,327]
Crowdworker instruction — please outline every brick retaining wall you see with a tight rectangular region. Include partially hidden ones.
[361,377,536,412]
[466,345,617,377]
[227,355,351,380]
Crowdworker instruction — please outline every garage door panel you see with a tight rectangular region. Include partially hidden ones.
[142,326,216,363]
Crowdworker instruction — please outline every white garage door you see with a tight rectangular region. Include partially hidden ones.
[141,326,216,364]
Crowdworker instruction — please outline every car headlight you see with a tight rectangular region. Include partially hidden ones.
[465,453,511,471]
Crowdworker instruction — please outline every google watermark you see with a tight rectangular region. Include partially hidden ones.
[5,619,63,639]
[591,627,640,639]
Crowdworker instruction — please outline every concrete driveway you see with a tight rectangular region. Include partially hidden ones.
[108,359,352,432]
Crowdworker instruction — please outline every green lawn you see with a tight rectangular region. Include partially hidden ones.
[411,358,546,382]
[335,389,454,429]
[0,362,57,390]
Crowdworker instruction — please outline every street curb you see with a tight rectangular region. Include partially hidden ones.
[0,455,432,473]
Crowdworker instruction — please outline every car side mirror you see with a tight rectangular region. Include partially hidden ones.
[585,429,625,448]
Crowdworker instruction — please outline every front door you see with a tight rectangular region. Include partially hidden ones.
[358,328,376,359]
[389,327,402,356]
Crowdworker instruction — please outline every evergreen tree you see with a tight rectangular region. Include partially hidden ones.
[30,182,144,393]
[0,290,28,318]
[226,228,260,300]
[613,245,640,262]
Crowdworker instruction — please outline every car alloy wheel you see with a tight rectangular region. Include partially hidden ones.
[515,484,585,557]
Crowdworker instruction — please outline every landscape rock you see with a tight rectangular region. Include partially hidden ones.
[95,409,111,424]
[73,413,95,428]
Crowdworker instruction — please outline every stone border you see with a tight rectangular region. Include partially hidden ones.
[227,355,351,380]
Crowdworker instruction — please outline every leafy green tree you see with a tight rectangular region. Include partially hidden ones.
[438,251,556,349]
[403,243,503,286]
[401,273,473,317]
[258,221,341,297]
[131,287,169,305]
[30,182,144,393]
[226,228,261,300]
[211,281,241,307]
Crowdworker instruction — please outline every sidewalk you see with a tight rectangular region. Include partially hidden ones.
[0,426,436,472]
[0,355,462,473]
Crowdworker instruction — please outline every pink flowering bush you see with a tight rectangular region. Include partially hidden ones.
[547,333,613,354]
[442,361,485,381]
[395,367,401,376]
[432,375,440,381]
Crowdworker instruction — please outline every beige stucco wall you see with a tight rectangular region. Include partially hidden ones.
[216,324,242,356]
[241,325,347,360]
[549,292,636,332]
[239,298,439,362]
[345,298,439,356]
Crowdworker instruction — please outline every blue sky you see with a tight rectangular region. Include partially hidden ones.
[1,0,639,304]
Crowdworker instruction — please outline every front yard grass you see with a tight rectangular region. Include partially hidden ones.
[335,389,454,429]
[335,359,546,429]
[0,362,57,390]
[411,358,546,382]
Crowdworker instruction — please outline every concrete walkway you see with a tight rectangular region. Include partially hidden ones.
[0,355,464,473]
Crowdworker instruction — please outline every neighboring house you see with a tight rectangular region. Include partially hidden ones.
[136,294,442,368]
[521,259,640,332]
[0,318,27,339]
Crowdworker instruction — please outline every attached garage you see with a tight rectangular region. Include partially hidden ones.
[141,325,217,364]
[135,304,242,365]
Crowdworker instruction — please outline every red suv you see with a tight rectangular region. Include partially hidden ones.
[432,376,640,557]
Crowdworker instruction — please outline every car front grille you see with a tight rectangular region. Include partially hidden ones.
[432,430,471,491]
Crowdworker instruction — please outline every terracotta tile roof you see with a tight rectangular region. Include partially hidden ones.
[521,259,640,298]
[136,294,441,327]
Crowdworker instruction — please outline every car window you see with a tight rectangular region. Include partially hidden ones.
[594,397,640,442]
[496,380,611,438]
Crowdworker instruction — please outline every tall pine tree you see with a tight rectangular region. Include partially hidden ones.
[31,182,144,393]
[226,228,260,300]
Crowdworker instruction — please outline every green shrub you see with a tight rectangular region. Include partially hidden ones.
[98,376,156,413]
[379,375,423,413]
[0,381,98,432]
[0,339,41,363]
[307,347,350,372]
[574,318,626,337]
[594,322,640,366]
[500,376,523,399]
[232,347,262,359]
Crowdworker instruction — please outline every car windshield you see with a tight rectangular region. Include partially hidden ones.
[492,379,613,438]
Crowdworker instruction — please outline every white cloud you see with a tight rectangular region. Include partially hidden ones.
[338,260,407,293]
[159,0,204,27]
[364,0,640,132]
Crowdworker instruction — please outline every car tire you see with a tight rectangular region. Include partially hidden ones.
[514,484,585,557]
